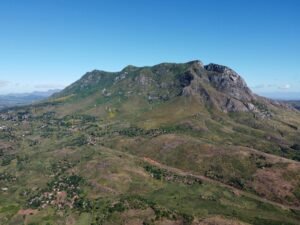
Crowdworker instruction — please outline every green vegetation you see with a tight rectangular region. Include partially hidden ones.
[1,61,300,224]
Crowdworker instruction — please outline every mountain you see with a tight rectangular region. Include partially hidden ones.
[0,89,61,110]
[1,61,300,224]
[54,60,290,116]
[259,92,300,101]
[286,101,300,110]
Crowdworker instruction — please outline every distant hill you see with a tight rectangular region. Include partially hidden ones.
[257,92,300,100]
[286,100,300,110]
[0,89,60,110]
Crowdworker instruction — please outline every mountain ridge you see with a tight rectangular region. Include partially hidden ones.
[53,60,288,117]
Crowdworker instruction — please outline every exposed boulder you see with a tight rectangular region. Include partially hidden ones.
[223,98,249,112]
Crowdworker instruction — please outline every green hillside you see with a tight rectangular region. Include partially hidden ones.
[1,60,300,225]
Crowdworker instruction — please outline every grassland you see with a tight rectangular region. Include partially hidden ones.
[1,62,300,224]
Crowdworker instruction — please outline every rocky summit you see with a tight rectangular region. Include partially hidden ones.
[1,60,300,224]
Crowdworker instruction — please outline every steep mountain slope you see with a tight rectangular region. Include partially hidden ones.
[1,60,300,224]
[51,60,300,159]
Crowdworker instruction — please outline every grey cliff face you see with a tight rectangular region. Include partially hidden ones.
[204,63,254,102]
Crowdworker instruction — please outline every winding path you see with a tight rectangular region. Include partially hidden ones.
[142,157,300,211]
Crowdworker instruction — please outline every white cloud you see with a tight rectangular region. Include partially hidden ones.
[0,80,9,88]
[34,83,66,89]
[252,84,265,89]
[278,84,291,90]
[251,84,276,89]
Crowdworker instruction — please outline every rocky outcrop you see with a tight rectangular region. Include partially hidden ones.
[204,63,254,102]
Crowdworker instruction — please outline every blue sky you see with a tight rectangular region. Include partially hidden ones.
[0,0,299,98]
